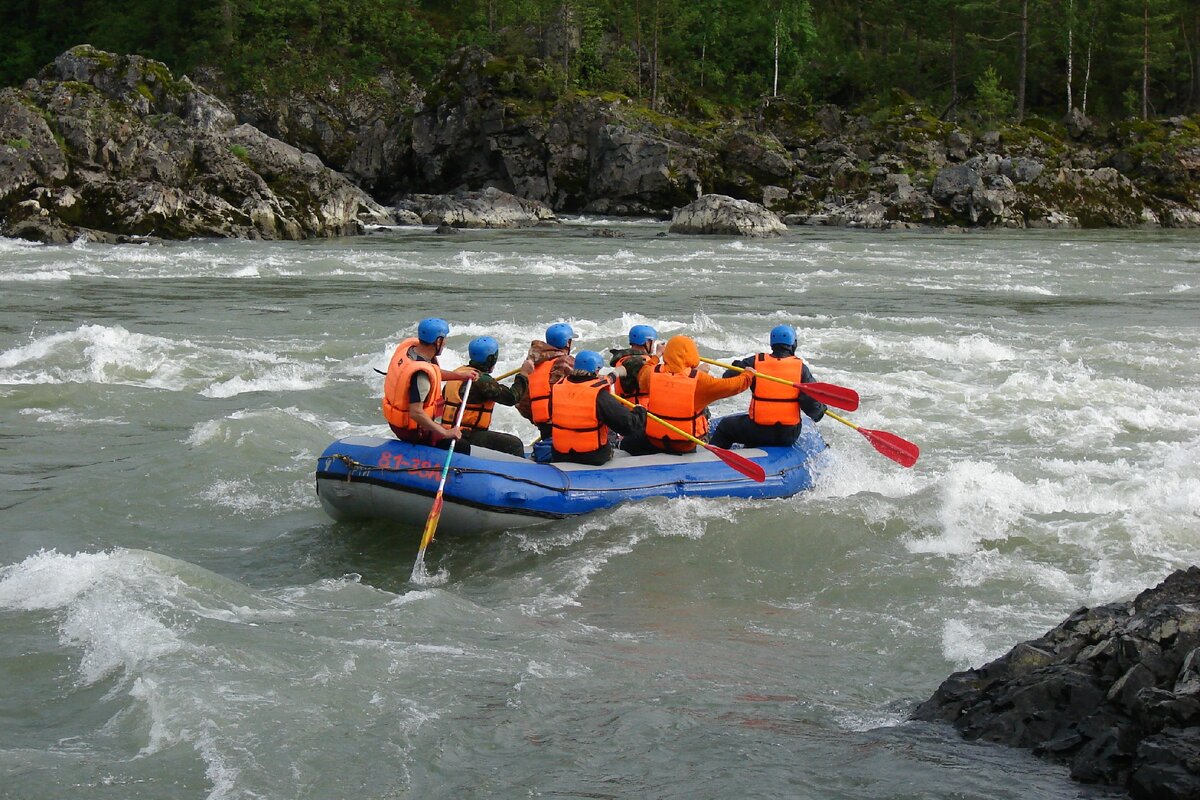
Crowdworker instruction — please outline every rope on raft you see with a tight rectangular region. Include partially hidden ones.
[318,453,793,494]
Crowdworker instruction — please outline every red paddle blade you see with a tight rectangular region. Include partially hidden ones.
[859,427,920,467]
[798,382,860,412]
[706,444,767,482]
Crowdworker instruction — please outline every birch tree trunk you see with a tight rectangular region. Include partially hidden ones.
[1082,6,1097,113]
[773,15,781,97]
[1067,0,1074,113]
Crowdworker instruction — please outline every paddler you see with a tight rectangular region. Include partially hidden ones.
[708,325,827,449]
[439,336,526,458]
[618,335,754,455]
[548,350,645,465]
[381,318,479,450]
[607,324,660,405]
[513,322,576,441]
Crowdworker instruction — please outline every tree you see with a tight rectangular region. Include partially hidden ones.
[766,0,815,98]
[1115,0,1176,117]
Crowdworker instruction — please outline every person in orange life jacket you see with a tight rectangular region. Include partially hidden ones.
[439,336,526,458]
[618,335,754,456]
[708,325,827,450]
[381,317,479,451]
[513,322,576,441]
[607,324,661,404]
[548,350,646,466]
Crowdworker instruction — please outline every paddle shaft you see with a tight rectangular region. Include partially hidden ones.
[415,379,474,557]
[610,393,766,482]
[697,357,860,412]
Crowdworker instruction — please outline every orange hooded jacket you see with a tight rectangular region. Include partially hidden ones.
[635,335,752,413]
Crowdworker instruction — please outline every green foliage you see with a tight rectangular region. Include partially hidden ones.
[0,0,1198,120]
[5,138,31,149]
[974,66,1014,126]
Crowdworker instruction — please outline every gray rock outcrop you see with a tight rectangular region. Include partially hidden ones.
[913,566,1200,799]
[0,46,391,243]
[668,194,786,236]
[396,186,556,228]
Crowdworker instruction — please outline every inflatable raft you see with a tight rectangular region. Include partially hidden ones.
[315,420,828,534]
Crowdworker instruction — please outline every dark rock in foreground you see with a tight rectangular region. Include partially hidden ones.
[913,567,1200,799]
[0,45,391,243]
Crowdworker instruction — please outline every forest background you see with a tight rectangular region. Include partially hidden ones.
[3,0,1199,126]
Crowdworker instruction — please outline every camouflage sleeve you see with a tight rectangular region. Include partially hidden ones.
[477,374,520,406]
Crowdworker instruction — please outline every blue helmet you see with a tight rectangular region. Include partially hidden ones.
[468,336,499,364]
[573,350,604,374]
[417,317,450,344]
[628,324,658,347]
[545,322,575,349]
[769,324,797,348]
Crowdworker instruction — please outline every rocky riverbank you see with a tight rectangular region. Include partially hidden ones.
[913,567,1200,799]
[0,46,391,243]
[208,46,1200,231]
[4,44,1200,243]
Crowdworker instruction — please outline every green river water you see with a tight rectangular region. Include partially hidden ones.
[2,222,1197,798]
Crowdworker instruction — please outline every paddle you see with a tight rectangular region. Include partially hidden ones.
[411,379,473,578]
[611,394,766,483]
[824,409,920,468]
[698,357,860,412]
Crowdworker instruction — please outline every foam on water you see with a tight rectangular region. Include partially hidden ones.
[0,548,536,798]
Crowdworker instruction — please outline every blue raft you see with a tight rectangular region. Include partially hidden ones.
[315,418,828,534]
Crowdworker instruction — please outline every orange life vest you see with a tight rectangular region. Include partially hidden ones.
[613,352,657,404]
[527,359,558,424]
[645,364,708,450]
[381,338,444,432]
[382,337,420,425]
[748,353,804,427]
[550,378,609,454]
[441,379,494,432]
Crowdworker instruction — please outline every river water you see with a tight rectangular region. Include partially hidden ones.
[2,221,1197,799]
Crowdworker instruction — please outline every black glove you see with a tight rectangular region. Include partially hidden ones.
[629,405,647,433]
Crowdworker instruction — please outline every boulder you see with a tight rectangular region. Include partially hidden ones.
[668,193,786,237]
[1000,156,1045,184]
[914,567,1200,800]
[396,186,556,228]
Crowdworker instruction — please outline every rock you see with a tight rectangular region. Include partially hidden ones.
[588,122,704,213]
[1065,107,1094,139]
[200,68,418,195]
[815,105,843,135]
[0,45,391,242]
[396,186,556,228]
[761,185,790,209]
[668,193,786,237]
[914,566,1200,800]
[1000,157,1045,184]
[434,223,457,235]
[887,173,913,202]
[931,165,984,203]
[946,130,971,161]
[826,200,888,229]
